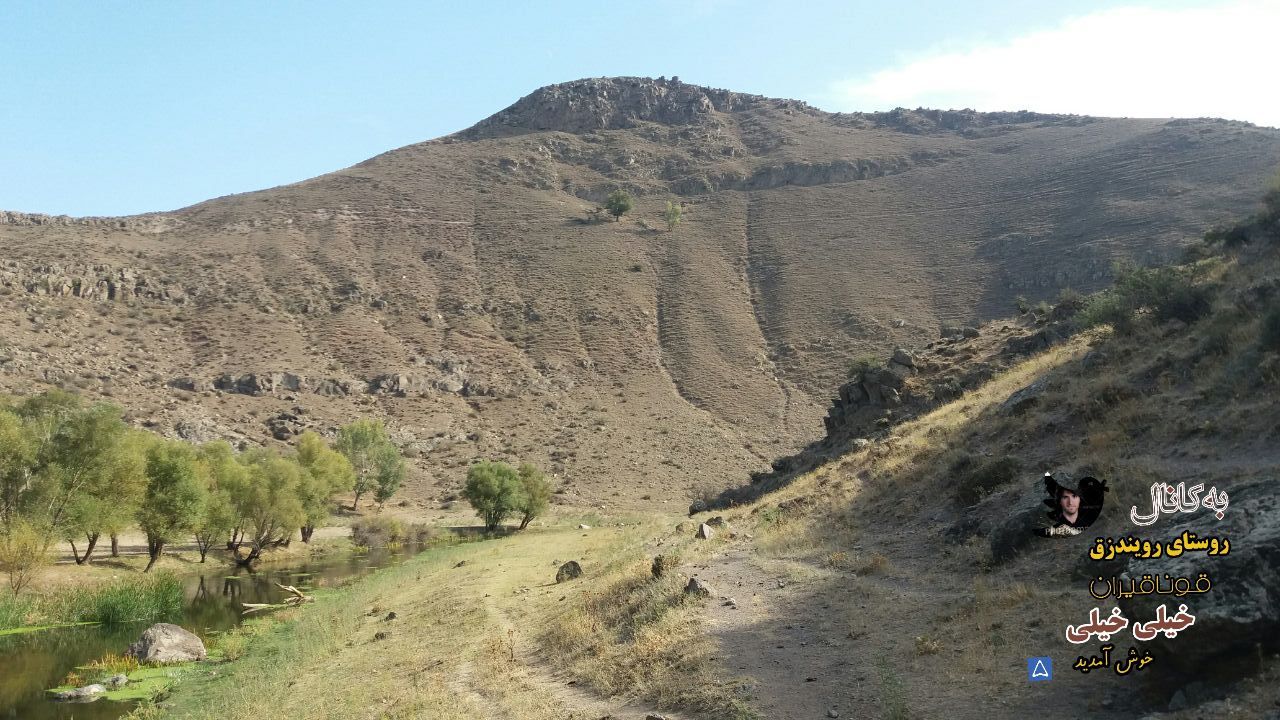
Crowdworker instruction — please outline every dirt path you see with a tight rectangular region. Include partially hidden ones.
[693,548,885,719]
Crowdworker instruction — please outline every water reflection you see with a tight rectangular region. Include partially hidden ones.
[0,543,421,720]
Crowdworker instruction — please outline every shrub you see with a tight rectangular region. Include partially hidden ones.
[350,516,407,548]
[1052,288,1086,320]
[1078,264,1214,332]
[949,453,1022,505]
[1077,290,1134,334]
[847,354,882,379]
[604,190,633,222]
[1204,223,1251,248]
[664,200,682,230]
[0,519,51,596]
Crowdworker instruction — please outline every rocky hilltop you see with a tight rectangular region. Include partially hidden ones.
[3,76,1280,510]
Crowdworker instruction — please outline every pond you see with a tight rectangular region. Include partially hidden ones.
[0,543,425,720]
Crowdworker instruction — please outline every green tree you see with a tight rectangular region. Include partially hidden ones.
[49,406,145,564]
[515,462,553,530]
[372,443,406,508]
[335,420,402,510]
[229,450,307,567]
[664,200,682,231]
[137,441,207,572]
[0,408,37,531]
[191,441,244,562]
[100,430,151,561]
[604,190,633,222]
[294,431,355,542]
[462,460,523,531]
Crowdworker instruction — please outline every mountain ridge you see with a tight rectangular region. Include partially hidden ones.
[2,76,1279,512]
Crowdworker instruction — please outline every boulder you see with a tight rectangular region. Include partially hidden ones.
[891,348,916,368]
[126,623,207,663]
[695,523,714,540]
[555,560,583,583]
[168,376,209,392]
[1001,379,1047,416]
[685,577,713,597]
[103,674,128,689]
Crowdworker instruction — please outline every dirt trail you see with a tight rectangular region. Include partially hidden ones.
[439,528,699,720]
[693,548,885,719]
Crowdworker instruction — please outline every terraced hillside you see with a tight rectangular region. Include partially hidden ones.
[2,76,1278,508]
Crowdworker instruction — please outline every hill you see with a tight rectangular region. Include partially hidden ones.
[3,76,1279,509]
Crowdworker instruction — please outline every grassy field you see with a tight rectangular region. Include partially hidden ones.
[146,512,751,720]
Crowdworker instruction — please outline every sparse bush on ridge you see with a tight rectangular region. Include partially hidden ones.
[604,189,633,222]
[1077,262,1214,334]
[847,354,882,379]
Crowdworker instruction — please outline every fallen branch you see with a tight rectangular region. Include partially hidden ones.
[240,583,314,615]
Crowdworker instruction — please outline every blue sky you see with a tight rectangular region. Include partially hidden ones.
[1,0,1272,217]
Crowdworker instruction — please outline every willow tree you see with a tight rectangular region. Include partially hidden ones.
[192,442,245,562]
[137,441,207,572]
[54,413,149,565]
[515,462,553,530]
[335,420,402,510]
[462,460,523,531]
[230,450,305,567]
[294,431,354,542]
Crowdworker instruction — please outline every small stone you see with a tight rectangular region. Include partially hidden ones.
[696,523,713,540]
[685,577,713,597]
[828,710,840,718]
[384,611,397,621]
[373,631,390,641]
[556,560,583,583]
[103,674,128,689]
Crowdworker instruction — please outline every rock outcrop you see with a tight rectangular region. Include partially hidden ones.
[0,259,190,304]
[464,76,769,136]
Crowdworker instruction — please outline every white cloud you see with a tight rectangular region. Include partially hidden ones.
[829,1,1279,127]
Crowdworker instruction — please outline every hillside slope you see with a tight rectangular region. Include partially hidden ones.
[3,77,1279,506]
[681,211,1280,718]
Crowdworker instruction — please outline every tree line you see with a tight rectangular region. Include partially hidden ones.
[0,390,405,593]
